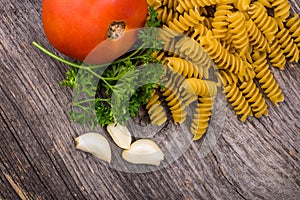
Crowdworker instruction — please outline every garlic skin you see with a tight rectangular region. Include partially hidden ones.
[122,139,164,166]
[75,132,111,163]
[106,123,132,149]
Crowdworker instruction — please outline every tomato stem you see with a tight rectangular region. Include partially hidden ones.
[107,21,126,40]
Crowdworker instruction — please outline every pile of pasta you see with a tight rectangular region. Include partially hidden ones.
[145,0,300,140]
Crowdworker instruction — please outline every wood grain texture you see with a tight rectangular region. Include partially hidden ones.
[1,0,299,199]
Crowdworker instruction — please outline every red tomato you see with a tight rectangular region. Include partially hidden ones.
[42,0,148,64]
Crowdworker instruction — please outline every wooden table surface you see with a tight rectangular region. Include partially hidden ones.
[1,0,299,199]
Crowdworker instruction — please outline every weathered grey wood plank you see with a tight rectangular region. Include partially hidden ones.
[1,0,299,199]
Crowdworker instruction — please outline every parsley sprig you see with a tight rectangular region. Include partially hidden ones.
[33,7,163,128]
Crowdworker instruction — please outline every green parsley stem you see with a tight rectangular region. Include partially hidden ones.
[32,41,110,69]
[32,41,145,70]
[33,41,116,90]
[73,98,111,106]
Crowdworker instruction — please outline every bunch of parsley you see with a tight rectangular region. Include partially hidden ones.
[33,7,164,128]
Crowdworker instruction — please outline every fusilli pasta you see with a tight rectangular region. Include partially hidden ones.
[223,83,253,122]
[245,19,270,52]
[285,14,300,47]
[227,11,250,56]
[165,57,200,78]
[275,19,299,63]
[146,94,168,126]
[248,2,278,42]
[268,39,286,70]
[212,4,232,39]
[239,79,269,118]
[168,8,204,33]
[175,36,212,78]
[272,0,290,22]
[180,78,218,97]
[234,0,251,11]
[145,0,299,142]
[252,51,284,105]
[191,97,213,140]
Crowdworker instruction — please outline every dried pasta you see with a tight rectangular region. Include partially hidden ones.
[199,31,250,78]
[190,23,210,42]
[176,0,203,13]
[165,57,200,78]
[275,19,299,63]
[146,94,168,126]
[167,8,203,34]
[256,0,272,8]
[180,78,218,98]
[161,68,187,124]
[145,0,299,141]
[239,79,268,118]
[248,2,278,42]
[245,19,270,52]
[191,97,213,141]
[223,83,253,122]
[175,36,212,78]
[227,11,250,56]
[285,14,300,47]
[252,51,284,105]
[157,6,179,25]
[212,4,232,39]
[271,0,290,22]
[234,0,251,11]
[268,39,286,70]
[217,70,239,87]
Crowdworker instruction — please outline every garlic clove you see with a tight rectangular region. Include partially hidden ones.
[122,139,164,166]
[75,132,111,163]
[106,123,132,149]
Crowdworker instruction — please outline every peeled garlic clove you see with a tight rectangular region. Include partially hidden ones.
[75,132,111,163]
[122,139,164,166]
[106,123,132,149]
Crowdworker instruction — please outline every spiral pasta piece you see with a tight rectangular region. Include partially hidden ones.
[164,37,180,57]
[239,79,268,118]
[191,97,213,140]
[168,8,204,33]
[163,0,178,9]
[217,70,239,87]
[223,83,253,122]
[227,11,250,56]
[165,57,200,78]
[190,23,210,43]
[197,0,233,7]
[234,0,250,11]
[176,0,203,13]
[180,78,218,98]
[275,19,299,62]
[151,51,166,62]
[248,2,278,42]
[272,0,290,22]
[157,6,179,25]
[146,94,168,126]
[161,68,187,124]
[252,51,284,105]
[199,31,252,78]
[256,0,272,8]
[212,4,232,39]
[268,39,286,70]
[159,25,182,44]
[285,14,300,47]
[175,36,212,78]
[245,19,270,52]
[147,0,162,10]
